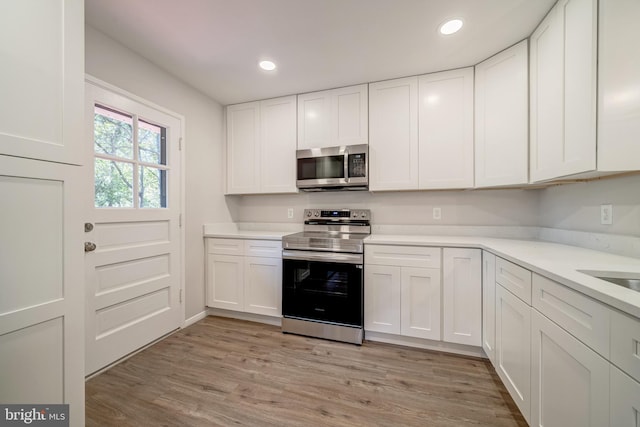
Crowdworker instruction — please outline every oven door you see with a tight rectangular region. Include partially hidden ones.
[282,250,363,327]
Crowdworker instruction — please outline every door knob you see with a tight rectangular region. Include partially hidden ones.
[84,242,97,252]
[85,222,94,232]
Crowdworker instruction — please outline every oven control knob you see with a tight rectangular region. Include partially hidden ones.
[314,211,320,217]
[361,212,367,219]
[306,211,312,217]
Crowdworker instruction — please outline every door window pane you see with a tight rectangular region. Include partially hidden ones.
[94,105,133,159]
[139,166,167,208]
[138,120,166,165]
[94,158,134,207]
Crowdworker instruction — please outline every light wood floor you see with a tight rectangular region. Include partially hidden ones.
[86,316,527,426]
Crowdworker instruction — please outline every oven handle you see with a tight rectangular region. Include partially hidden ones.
[282,250,363,265]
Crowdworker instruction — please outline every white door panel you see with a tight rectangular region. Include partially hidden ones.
[84,82,182,375]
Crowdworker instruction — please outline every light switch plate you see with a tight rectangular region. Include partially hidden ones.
[287,208,294,219]
[600,204,612,225]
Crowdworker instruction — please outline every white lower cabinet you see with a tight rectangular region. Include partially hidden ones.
[495,284,531,423]
[365,245,484,348]
[531,310,609,427]
[206,238,282,317]
[610,365,640,427]
[400,267,441,340]
[244,256,282,317]
[207,254,244,311]
[364,264,401,334]
[482,251,497,363]
[442,248,482,346]
[364,245,442,341]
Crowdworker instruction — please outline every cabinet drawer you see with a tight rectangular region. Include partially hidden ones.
[532,274,610,358]
[207,238,244,256]
[611,310,640,383]
[245,239,282,258]
[365,245,440,268]
[496,257,532,304]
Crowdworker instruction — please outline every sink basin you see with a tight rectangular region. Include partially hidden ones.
[595,277,640,292]
[579,270,640,293]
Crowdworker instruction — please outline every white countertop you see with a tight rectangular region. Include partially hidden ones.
[366,234,640,319]
[202,224,640,318]
[203,223,292,240]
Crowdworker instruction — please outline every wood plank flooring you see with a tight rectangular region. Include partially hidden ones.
[86,316,527,426]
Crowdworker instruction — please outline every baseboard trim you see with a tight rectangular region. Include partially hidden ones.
[207,307,282,326]
[183,310,208,328]
[365,331,487,359]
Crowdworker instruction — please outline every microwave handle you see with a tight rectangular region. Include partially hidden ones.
[344,146,350,182]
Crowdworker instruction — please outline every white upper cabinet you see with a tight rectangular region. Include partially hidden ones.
[418,68,474,189]
[0,0,84,165]
[297,84,367,149]
[530,0,597,182]
[227,102,260,194]
[226,96,297,195]
[369,77,419,191]
[259,96,297,193]
[475,41,529,187]
[597,0,640,172]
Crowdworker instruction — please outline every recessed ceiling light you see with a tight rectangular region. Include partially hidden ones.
[259,60,276,71]
[439,19,463,35]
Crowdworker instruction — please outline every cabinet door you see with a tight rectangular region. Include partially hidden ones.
[495,284,531,423]
[610,365,640,427]
[482,251,497,364]
[260,96,297,193]
[244,256,282,317]
[598,0,640,172]
[226,102,260,194]
[443,248,481,346]
[206,254,244,311]
[332,84,368,147]
[418,68,474,189]
[400,267,441,340]
[369,77,419,191]
[0,0,83,165]
[475,40,528,187]
[364,265,401,334]
[297,91,331,149]
[530,0,597,182]
[531,310,609,427]
[0,156,84,422]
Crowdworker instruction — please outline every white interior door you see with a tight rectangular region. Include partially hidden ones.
[84,81,183,375]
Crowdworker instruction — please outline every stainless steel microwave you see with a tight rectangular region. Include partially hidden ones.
[296,144,368,191]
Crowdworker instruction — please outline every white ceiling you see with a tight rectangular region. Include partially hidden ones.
[85,0,556,105]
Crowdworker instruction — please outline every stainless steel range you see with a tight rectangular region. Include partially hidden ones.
[282,208,371,345]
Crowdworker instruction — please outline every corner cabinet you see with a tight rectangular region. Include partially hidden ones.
[297,84,368,150]
[206,238,282,317]
[226,96,297,194]
[529,0,597,182]
[481,251,496,363]
[475,40,529,187]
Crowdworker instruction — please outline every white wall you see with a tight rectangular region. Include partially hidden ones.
[231,189,540,226]
[538,174,640,237]
[85,26,230,319]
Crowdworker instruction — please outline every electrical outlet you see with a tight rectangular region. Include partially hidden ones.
[287,208,294,219]
[600,204,613,225]
[433,207,442,220]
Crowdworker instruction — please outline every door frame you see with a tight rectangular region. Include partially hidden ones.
[84,75,186,328]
